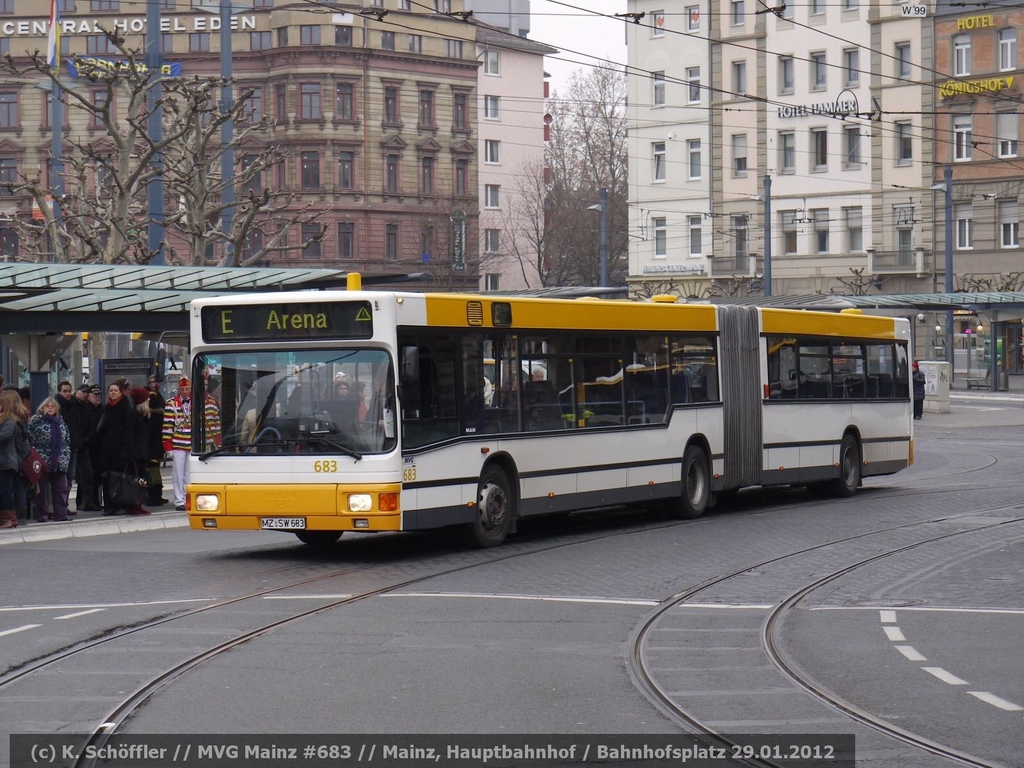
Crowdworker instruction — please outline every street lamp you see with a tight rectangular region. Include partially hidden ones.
[145,0,165,265]
[586,188,609,287]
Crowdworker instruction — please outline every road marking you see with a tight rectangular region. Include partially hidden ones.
[675,603,774,610]
[0,624,42,637]
[967,691,1024,711]
[263,595,353,600]
[385,592,660,606]
[53,609,106,620]
[922,667,968,685]
[895,645,927,661]
[0,599,212,614]
[879,610,897,623]
[814,606,1024,616]
[882,626,906,642]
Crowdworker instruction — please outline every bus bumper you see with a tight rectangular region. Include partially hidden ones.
[186,483,403,533]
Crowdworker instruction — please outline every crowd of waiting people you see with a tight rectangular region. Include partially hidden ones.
[0,372,190,528]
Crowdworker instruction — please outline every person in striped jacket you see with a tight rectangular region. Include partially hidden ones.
[162,377,192,511]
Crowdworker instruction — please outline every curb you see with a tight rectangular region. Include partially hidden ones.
[0,512,189,546]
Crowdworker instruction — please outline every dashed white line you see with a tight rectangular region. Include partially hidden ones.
[54,609,106,620]
[0,624,42,637]
[967,692,1024,712]
[385,592,660,606]
[814,605,1024,616]
[879,610,897,623]
[922,667,968,686]
[895,645,927,661]
[675,603,774,610]
[0,598,212,614]
[882,626,906,642]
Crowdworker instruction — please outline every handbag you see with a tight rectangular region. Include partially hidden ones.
[21,447,46,485]
[106,469,147,508]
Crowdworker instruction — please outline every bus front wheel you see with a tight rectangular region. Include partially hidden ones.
[832,434,861,497]
[468,466,514,548]
[666,445,709,519]
[295,531,343,546]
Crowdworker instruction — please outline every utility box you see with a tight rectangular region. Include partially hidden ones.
[920,360,951,414]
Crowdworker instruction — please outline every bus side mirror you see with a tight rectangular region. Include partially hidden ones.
[401,346,420,383]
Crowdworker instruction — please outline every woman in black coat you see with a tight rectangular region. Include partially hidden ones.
[95,383,150,515]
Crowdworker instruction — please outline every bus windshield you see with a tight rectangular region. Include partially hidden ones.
[194,349,396,456]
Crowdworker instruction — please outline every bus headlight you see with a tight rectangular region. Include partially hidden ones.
[195,494,220,512]
[348,494,372,512]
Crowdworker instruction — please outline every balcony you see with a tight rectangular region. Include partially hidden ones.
[867,247,926,276]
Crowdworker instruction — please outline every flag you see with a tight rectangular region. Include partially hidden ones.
[47,0,61,74]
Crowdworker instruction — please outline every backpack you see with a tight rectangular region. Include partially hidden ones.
[13,421,30,461]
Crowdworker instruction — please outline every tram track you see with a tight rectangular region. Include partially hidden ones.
[629,508,1024,768]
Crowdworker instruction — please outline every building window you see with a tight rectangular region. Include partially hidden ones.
[999,29,1017,72]
[953,115,973,161]
[249,31,270,50]
[653,217,667,257]
[484,50,500,75]
[385,224,398,260]
[895,205,913,259]
[190,32,210,52]
[732,134,747,176]
[421,155,434,194]
[999,201,1019,248]
[335,26,352,46]
[300,83,321,120]
[0,157,16,189]
[420,227,434,262]
[843,48,859,86]
[689,215,702,256]
[779,131,795,173]
[484,140,500,164]
[86,35,116,54]
[337,222,354,259]
[780,1,793,19]
[301,151,320,189]
[810,0,824,14]
[276,26,288,47]
[385,154,399,193]
[484,228,500,253]
[732,215,748,262]
[60,0,77,10]
[686,67,700,104]
[652,141,666,182]
[418,89,435,128]
[90,90,110,128]
[779,56,794,94]
[455,159,468,195]
[445,39,463,58]
[997,113,1018,157]
[275,84,287,120]
[300,25,320,45]
[844,0,858,9]
[434,0,450,10]
[844,207,863,252]
[453,93,468,129]
[337,151,354,189]
[484,274,500,291]
[160,33,172,53]
[731,0,744,25]
[484,95,500,119]
[383,87,398,124]
[812,209,829,253]
[408,35,422,54]
[652,72,665,107]
[243,87,263,123]
[896,42,911,78]
[812,128,828,171]
[0,92,17,128]
[844,126,860,167]
[811,52,827,91]
[686,5,699,30]
[732,61,746,96]
[688,139,701,180]
[91,0,119,9]
[781,211,798,254]
[955,203,973,249]
[484,184,500,208]
[953,35,971,76]
[381,31,395,51]
[335,84,354,120]
[252,0,271,6]
[301,223,321,259]
[896,121,912,164]
[651,10,665,36]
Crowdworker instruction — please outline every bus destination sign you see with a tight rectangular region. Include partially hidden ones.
[201,302,374,342]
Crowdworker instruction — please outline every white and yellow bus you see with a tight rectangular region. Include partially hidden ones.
[186,278,913,547]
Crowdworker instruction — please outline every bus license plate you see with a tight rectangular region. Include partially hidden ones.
[261,517,306,530]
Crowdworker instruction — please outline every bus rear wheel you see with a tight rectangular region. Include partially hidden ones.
[468,466,514,548]
[295,531,343,546]
[666,445,709,519]
[832,434,861,497]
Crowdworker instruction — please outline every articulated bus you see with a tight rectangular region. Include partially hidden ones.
[186,277,913,547]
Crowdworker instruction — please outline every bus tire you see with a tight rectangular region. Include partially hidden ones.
[295,531,343,546]
[667,445,709,519]
[832,434,861,497]
[468,465,514,548]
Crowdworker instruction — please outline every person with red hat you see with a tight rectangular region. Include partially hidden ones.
[912,362,926,420]
[162,377,192,511]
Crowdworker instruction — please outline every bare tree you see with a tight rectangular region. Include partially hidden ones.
[1,31,321,266]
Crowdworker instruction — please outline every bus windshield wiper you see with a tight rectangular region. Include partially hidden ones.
[303,435,362,461]
[200,437,362,461]
[198,444,245,462]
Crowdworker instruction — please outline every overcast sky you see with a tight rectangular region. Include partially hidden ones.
[528,0,628,96]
